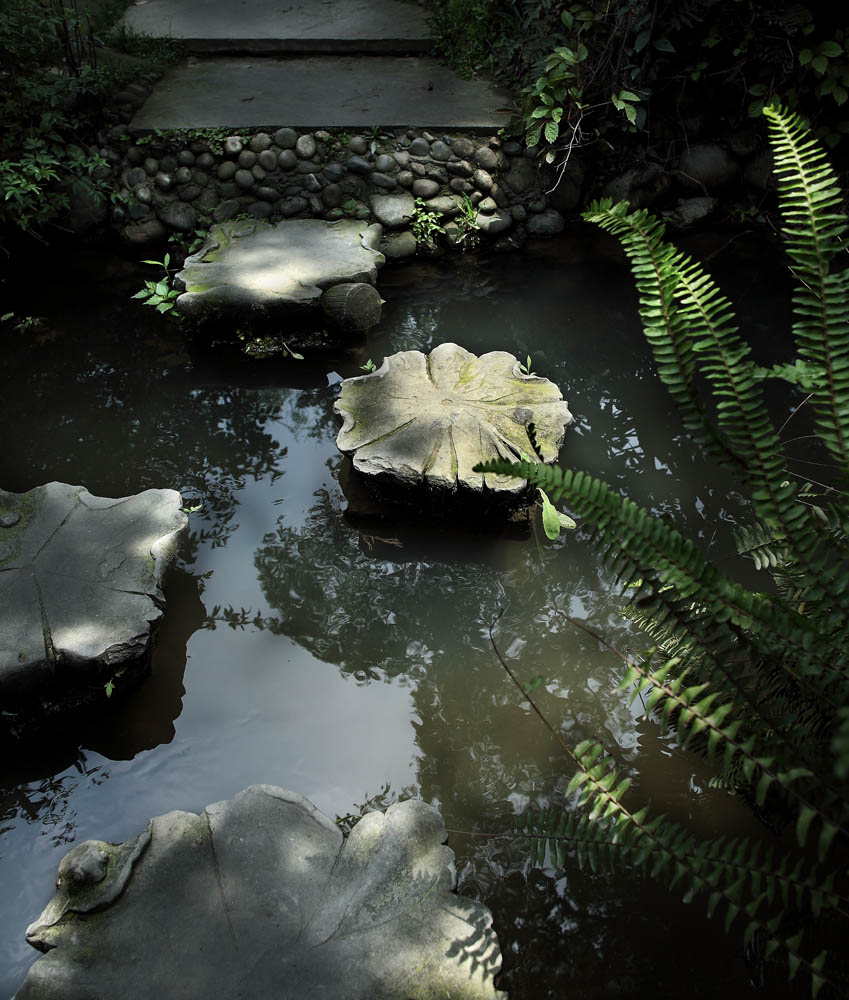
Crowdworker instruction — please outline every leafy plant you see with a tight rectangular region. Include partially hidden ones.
[453,193,480,245]
[410,197,446,246]
[537,488,577,539]
[360,358,377,373]
[131,254,181,316]
[476,105,849,996]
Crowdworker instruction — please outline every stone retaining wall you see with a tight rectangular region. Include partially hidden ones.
[92,75,576,256]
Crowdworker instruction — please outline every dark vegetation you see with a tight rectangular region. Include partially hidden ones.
[479,106,849,997]
[0,0,180,248]
[429,0,849,190]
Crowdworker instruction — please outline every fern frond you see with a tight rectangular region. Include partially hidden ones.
[583,197,849,628]
[764,105,849,480]
[476,458,847,690]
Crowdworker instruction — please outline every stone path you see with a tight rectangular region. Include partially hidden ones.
[122,0,432,53]
[121,0,509,131]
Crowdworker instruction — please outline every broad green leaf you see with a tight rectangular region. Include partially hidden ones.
[538,488,561,539]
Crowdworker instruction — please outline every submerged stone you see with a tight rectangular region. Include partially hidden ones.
[334,342,573,496]
[0,483,186,720]
[175,218,385,324]
[18,786,506,1000]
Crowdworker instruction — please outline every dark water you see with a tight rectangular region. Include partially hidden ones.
[0,226,799,998]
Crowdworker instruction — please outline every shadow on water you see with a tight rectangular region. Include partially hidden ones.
[0,227,803,997]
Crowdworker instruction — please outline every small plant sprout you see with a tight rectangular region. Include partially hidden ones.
[132,254,181,316]
[519,354,535,376]
[360,359,377,373]
[281,342,304,360]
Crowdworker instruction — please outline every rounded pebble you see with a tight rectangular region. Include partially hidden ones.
[248,201,272,218]
[412,178,440,199]
[257,149,277,171]
[473,147,498,170]
[224,136,243,155]
[249,132,272,152]
[296,134,317,159]
[278,149,297,170]
[273,127,297,149]
[196,152,215,169]
[238,149,257,168]
[218,161,237,180]
[235,169,255,189]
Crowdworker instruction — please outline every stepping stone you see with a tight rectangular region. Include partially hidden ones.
[129,56,511,131]
[335,342,573,497]
[19,786,506,1000]
[175,217,385,326]
[121,0,433,54]
[0,483,187,721]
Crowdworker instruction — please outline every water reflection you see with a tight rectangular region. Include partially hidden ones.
[0,230,797,998]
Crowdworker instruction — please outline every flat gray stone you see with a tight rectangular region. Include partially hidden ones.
[369,192,415,229]
[18,786,505,1000]
[0,483,186,706]
[121,0,432,53]
[129,57,512,131]
[335,342,573,493]
[175,217,385,320]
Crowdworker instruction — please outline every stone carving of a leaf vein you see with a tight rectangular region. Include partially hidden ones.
[335,343,573,492]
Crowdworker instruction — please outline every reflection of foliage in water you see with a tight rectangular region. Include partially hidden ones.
[0,757,110,848]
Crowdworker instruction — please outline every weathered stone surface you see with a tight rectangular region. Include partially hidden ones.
[320,282,382,332]
[383,229,417,259]
[369,192,414,229]
[335,342,572,493]
[502,157,537,194]
[18,786,505,1000]
[526,208,565,237]
[678,143,739,190]
[0,483,186,708]
[175,218,385,320]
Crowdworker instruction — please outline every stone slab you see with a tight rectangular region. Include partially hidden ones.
[129,56,512,131]
[335,342,573,494]
[121,0,432,53]
[18,786,506,1000]
[0,483,187,708]
[175,217,385,320]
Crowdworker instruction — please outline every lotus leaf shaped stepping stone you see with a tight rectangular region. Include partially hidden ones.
[0,483,186,718]
[335,342,573,494]
[18,786,506,1000]
[175,217,385,325]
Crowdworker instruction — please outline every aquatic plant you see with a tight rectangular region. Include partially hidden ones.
[476,104,849,996]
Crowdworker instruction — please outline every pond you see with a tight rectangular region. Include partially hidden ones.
[0,225,799,998]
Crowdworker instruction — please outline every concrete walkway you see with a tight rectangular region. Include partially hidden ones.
[121,0,509,130]
[122,0,432,53]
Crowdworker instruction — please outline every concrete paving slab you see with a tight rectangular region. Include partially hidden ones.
[121,0,432,53]
[130,56,512,130]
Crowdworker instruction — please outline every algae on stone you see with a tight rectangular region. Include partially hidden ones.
[335,342,573,492]
[18,786,506,1000]
[175,218,385,321]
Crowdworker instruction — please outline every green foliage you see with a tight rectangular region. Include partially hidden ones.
[131,255,181,316]
[410,197,446,246]
[476,106,849,995]
[452,193,480,244]
[0,0,143,237]
[360,359,378,373]
[537,488,577,539]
